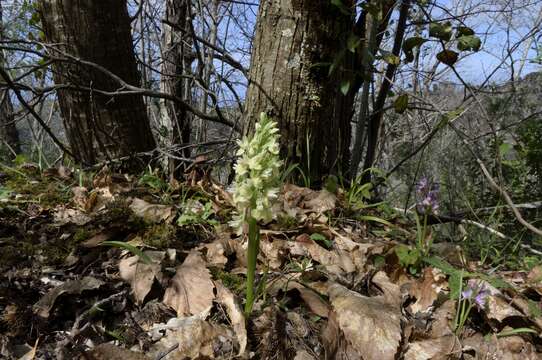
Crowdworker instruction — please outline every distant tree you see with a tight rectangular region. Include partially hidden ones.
[38,0,156,168]
[0,0,20,160]
[160,0,194,178]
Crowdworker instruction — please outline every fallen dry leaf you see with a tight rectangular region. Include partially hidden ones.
[287,281,330,318]
[197,231,235,268]
[163,252,215,316]
[119,251,165,304]
[478,280,523,324]
[304,189,337,213]
[215,281,247,356]
[404,335,458,360]
[71,186,89,209]
[33,276,104,318]
[150,316,236,359]
[461,332,542,360]
[281,184,337,219]
[406,267,447,314]
[82,343,151,360]
[130,198,174,223]
[53,206,92,225]
[326,281,402,360]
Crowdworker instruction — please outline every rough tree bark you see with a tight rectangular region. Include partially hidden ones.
[160,0,194,177]
[38,0,156,167]
[244,0,357,184]
[0,0,20,159]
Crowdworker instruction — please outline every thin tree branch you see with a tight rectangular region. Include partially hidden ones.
[0,66,75,160]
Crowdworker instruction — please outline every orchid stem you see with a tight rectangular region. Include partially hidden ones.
[245,217,260,315]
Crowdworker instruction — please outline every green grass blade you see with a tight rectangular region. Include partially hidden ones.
[101,241,152,265]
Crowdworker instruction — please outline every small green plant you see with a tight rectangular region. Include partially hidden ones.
[395,245,423,275]
[177,200,218,226]
[345,177,373,209]
[138,166,169,192]
[342,168,386,210]
[231,112,282,315]
[310,233,333,249]
[281,162,310,188]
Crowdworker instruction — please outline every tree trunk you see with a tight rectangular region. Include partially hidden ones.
[244,0,356,185]
[160,0,194,178]
[0,0,21,160]
[38,0,156,167]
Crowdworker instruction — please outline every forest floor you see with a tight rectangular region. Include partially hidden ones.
[1,163,542,360]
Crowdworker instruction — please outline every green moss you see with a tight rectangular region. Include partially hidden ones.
[4,171,71,207]
[142,224,176,248]
[276,214,298,230]
[102,199,147,231]
[73,228,90,242]
[0,243,28,268]
[210,267,244,293]
[0,237,36,268]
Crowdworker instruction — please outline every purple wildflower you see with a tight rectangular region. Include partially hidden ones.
[416,177,440,214]
[474,288,490,308]
[461,288,473,300]
[461,280,490,309]
[416,177,429,194]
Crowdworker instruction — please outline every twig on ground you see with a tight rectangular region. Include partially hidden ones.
[155,343,179,360]
[54,290,128,360]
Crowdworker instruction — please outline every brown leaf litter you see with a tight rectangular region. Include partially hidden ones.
[1,165,542,359]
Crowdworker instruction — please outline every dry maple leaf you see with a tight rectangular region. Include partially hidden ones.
[163,252,215,316]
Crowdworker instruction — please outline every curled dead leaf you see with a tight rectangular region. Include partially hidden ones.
[33,276,104,318]
[130,198,174,223]
[405,267,447,314]
[325,281,402,360]
[479,281,523,324]
[119,251,165,304]
[215,282,247,356]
